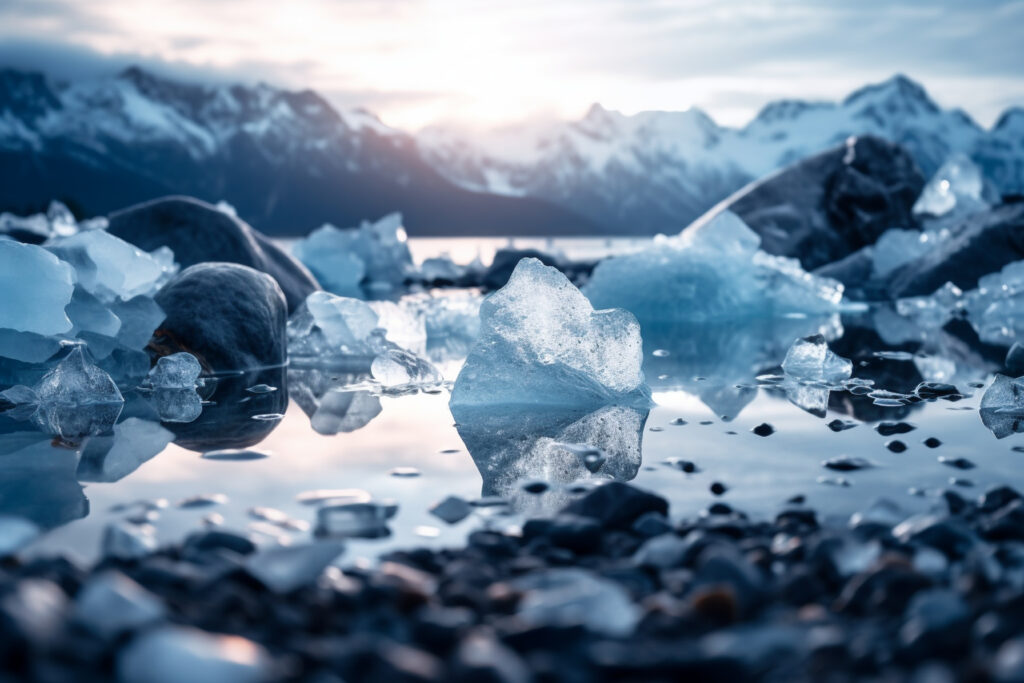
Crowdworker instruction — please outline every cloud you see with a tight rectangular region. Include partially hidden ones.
[0,0,1021,129]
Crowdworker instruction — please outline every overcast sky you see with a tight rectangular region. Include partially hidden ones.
[0,0,1022,131]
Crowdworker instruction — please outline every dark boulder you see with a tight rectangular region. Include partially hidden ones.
[689,136,925,270]
[482,248,595,290]
[107,196,319,312]
[152,263,287,372]
[888,202,1024,297]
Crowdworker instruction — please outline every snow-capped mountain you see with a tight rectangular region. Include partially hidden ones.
[420,75,1022,235]
[0,67,600,235]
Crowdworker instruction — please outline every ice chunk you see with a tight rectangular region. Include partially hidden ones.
[872,229,933,280]
[895,281,963,330]
[782,335,852,384]
[0,241,75,337]
[72,571,165,640]
[451,258,649,408]
[371,348,441,388]
[369,300,427,355]
[245,542,345,594]
[419,254,465,283]
[309,388,382,435]
[110,296,166,351]
[585,211,842,325]
[512,568,640,637]
[965,261,1024,346]
[980,374,1024,439]
[46,230,173,303]
[103,522,157,560]
[913,154,989,219]
[292,213,412,296]
[147,352,202,389]
[117,626,270,683]
[316,501,396,539]
[32,345,125,436]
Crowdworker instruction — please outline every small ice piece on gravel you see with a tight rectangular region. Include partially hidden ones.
[450,258,650,408]
[72,571,165,641]
[147,352,201,389]
[512,568,640,637]
[782,334,852,384]
[245,541,345,594]
[316,501,395,538]
[429,495,473,524]
[117,626,271,683]
[103,523,157,560]
[0,516,40,556]
[0,240,75,338]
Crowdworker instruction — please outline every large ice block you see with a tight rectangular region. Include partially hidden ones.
[0,241,75,336]
[584,211,843,324]
[450,258,649,408]
[31,345,125,436]
[964,261,1024,346]
[46,230,174,303]
[980,374,1024,438]
[292,213,412,296]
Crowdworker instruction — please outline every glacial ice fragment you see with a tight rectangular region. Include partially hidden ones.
[584,211,843,324]
[913,154,989,220]
[782,335,853,384]
[292,213,412,296]
[0,241,75,337]
[32,345,124,436]
[245,542,345,594]
[371,348,441,388]
[46,230,173,302]
[147,352,202,389]
[871,229,934,280]
[103,522,156,560]
[964,261,1024,346]
[895,281,963,330]
[450,258,649,408]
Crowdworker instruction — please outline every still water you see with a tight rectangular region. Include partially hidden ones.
[5,239,1018,564]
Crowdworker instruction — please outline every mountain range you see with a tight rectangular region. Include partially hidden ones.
[1,67,1021,236]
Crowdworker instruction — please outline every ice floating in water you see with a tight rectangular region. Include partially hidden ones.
[913,154,989,220]
[980,374,1024,439]
[31,345,125,436]
[287,291,440,390]
[46,230,175,303]
[451,258,649,408]
[782,335,853,384]
[292,213,412,297]
[146,353,201,389]
[964,261,1024,346]
[896,282,964,330]
[585,211,843,324]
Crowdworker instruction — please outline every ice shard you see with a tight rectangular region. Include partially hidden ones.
[32,345,125,436]
[980,374,1024,439]
[782,334,853,384]
[912,154,989,220]
[965,261,1024,346]
[0,241,75,338]
[450,258,650,408]
[146,353,202,389]
[46,230,174,303]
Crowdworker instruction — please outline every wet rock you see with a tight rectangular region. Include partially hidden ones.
[710,482,728,496]
[979,485,1023,513]
[923,437,942,448]
[562,482,668,529]
[752,423,774,437]
[691,136,924,270]
[153,263,287,371]
[886,440,908,453]
[430,496,473,525]
[633,533,689,569]
[822,456,874,471]
[893,515,976,557]
[938,456,976,470]
[117,625,272,683]
[71,571,165,640]
[827,419,858,432]
[244,542,345,594]
[876,421,916,436]
[108,196,319,312]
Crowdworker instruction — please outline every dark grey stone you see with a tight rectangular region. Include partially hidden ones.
[108,196,319,312]
[153,262,287,372]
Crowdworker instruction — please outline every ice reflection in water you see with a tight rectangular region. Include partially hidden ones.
[4,301,1024,562]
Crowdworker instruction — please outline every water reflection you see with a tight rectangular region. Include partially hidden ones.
[453,403,649,514]
[288,368,382,434]
[0,425,88,530]
[169,365,288,451]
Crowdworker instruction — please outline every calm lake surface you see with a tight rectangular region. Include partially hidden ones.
[6,238,1017,564]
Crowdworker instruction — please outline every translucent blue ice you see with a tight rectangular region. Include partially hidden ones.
[0,241,75,336]
[451,258,650,408]
[46,230,174,303]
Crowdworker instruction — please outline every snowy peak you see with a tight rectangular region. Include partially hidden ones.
[994,107,1024,133]
[843,74,940,115]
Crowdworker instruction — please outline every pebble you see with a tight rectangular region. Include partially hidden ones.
[752,423,774,437]
[876,421,916,436]
[939,457,976,470]
[886,440,908,453]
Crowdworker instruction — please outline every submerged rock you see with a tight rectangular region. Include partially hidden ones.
[451,258,649,408]
[108,196,318,312]
[690,136,924,270]
[153,263,287,371]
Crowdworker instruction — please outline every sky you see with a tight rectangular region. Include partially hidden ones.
[0,0,1022,131]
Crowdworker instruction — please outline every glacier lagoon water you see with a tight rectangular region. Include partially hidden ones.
[5,238,1019,564]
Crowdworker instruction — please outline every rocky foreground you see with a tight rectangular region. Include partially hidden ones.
[4,480,1024,682]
